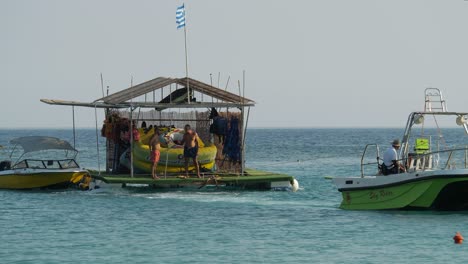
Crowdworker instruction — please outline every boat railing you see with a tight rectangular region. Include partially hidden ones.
[406,147,468,172]
[12,159,80,170]
[361,144,468,176]
[360,144,381,178]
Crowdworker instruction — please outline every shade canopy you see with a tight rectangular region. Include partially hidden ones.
[10,136,77,154]
[41,76,255,109]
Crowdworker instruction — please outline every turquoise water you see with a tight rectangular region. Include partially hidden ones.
[1,128,468,263]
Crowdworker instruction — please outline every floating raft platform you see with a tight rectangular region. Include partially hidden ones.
[90,168,297,191]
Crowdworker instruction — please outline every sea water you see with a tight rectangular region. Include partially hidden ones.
[1,128,467,264]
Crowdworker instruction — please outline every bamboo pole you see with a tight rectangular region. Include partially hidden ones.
[130,108,134,178]
[242,71,247,176]
[210,73,214,104]
[130,76,134,178]
[72,106,76,149]
[238,80,244,176]
[94,105,101,175]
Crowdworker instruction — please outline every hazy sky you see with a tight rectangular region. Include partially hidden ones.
[2,0,468,128]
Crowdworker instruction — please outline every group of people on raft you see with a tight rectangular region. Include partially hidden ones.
[148,124,201,180]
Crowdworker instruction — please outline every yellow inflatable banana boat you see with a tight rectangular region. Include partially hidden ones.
[120,128,217,173]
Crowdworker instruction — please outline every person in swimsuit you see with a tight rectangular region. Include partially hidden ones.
[149,127,161,179]
[182,124,201,178]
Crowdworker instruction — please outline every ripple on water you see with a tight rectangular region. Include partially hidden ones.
[1,128,468,263]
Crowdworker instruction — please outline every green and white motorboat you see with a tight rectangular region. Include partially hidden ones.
[332,88,468,210]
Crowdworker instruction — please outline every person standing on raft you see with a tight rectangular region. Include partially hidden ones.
[182,124,201,178]
[149,127,161,179]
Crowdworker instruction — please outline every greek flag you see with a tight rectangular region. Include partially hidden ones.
[176,4,186,29]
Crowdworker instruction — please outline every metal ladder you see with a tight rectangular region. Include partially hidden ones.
[424,88,447,112]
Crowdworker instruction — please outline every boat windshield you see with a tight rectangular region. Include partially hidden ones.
[12,159,79,170]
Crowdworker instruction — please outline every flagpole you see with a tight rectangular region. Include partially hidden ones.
[184,19,190,104]
[177,3,190,103]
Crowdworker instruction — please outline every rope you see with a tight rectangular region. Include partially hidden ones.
[163,117,172,179]
[249,158,332,167]
[432,114,448,149]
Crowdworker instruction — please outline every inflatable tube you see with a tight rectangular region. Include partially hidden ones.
[120,128,216,173]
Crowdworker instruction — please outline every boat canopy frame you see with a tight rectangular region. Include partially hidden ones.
[8,136,79,166]
[359,89,468,177]
[400,111,468,160]
[10,136,78,154]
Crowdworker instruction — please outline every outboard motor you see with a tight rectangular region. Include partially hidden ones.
[0,160,11,171]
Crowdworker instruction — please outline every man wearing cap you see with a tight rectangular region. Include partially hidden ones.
[382,139,406,175]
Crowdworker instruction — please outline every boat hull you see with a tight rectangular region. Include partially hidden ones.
[334,171,468,210]
[0,169,89,189]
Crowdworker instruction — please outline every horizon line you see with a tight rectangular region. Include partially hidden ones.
[0,126,459,130]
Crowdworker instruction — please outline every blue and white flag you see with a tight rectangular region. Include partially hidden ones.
[176,4,186,29]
